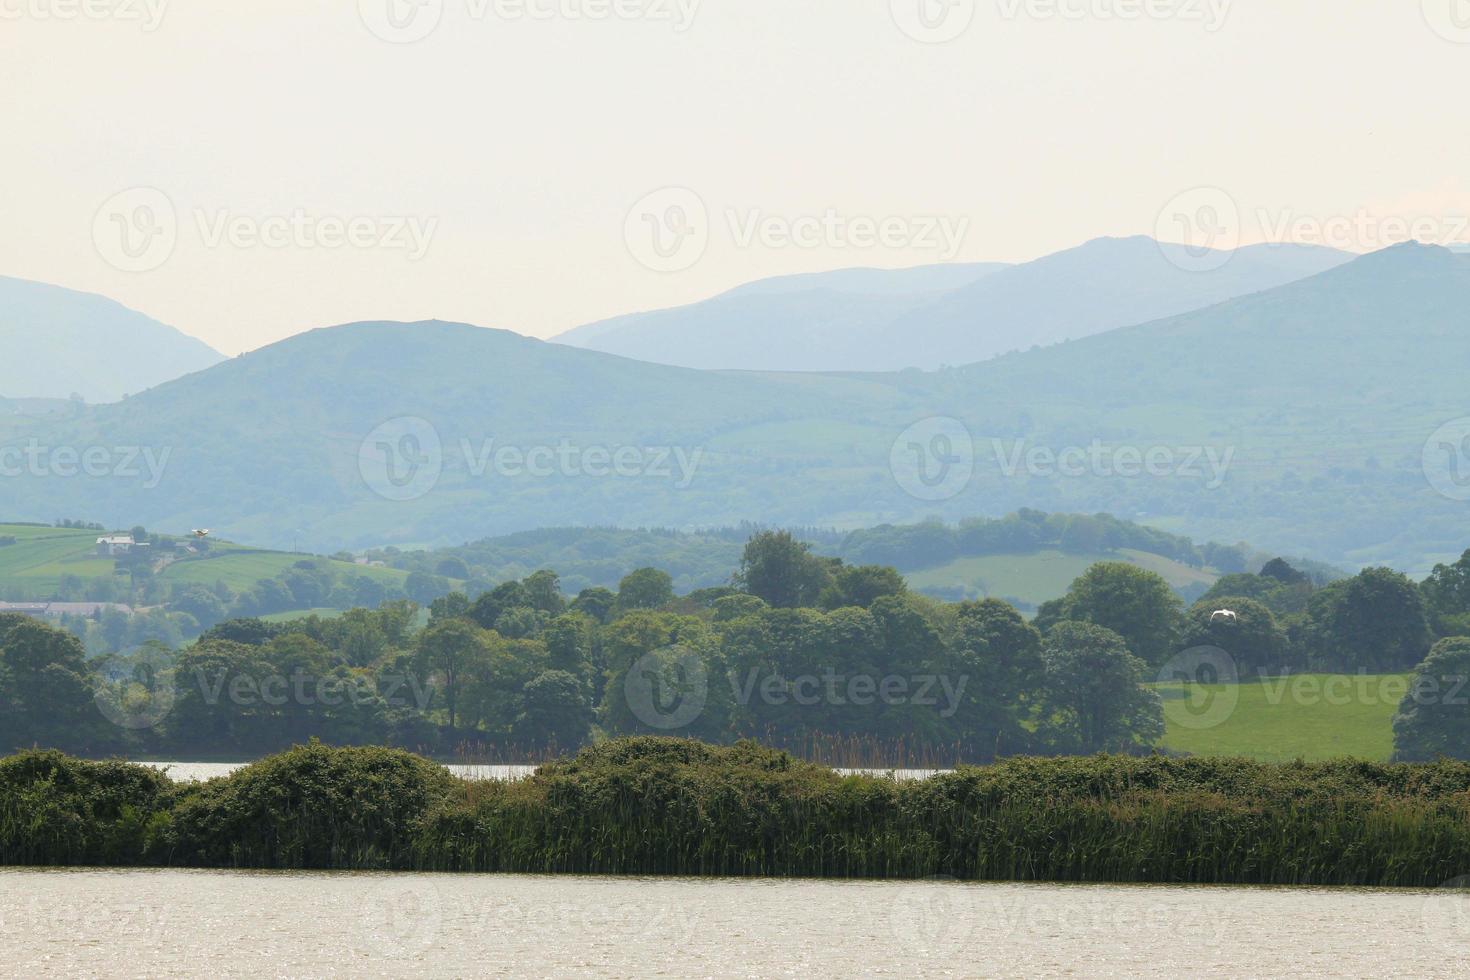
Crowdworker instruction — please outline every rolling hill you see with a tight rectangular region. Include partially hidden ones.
[0,276,224,402]
[556,237,1351,371]
[0,243,1465,572]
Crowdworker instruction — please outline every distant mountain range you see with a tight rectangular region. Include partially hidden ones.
[2,242,1463,574]
[0,276,224,403]
[555,237,1352,371]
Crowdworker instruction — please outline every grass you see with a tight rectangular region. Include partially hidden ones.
[0,525,117,593]
[905,548,1218,608]
[156,549,407,590]
[1157,674,1408,762]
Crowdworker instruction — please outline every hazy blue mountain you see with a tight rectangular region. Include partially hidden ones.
[556,263,1009,370]
[556,238,1352,371]
[1,244,1464,573]
[0,276,224,402]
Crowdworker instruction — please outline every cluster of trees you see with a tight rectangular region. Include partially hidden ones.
[7,532,1470,763]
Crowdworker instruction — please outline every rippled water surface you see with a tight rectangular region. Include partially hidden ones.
[3,869,1466,978]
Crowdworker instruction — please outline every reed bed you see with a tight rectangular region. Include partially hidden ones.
[4,738,1470,886]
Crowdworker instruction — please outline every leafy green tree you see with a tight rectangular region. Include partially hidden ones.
[405,571,451,606]
[428,591,471,624]
[1038,621,1163,754]
[1181,596,1291,676]
[737,531,834,609]
[514,670,593,750]
[712,594,768,622]
[1052,563,1183,667]
[1392,637,1470,761]
[615,568,674,613]
[571,587,617,624]
[948,599,1044,757]
[1421,550,1470,638]
[412,619,491,732]
[469,581,530,630]
[1305,568,1430,672]
[823,564,907,609]
[523,570,567,616]
[0,615,100,750]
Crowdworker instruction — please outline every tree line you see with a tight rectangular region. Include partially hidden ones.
[4,531,1470,763]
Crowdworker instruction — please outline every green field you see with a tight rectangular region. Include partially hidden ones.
[906,548,1218,609]
[1157,674,1408,762]
[0,523,409,599]
[156,549,408,591]
[0,525,118,593]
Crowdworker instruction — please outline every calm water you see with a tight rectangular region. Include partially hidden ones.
[141,762,940,782]
[3,869,1467,978]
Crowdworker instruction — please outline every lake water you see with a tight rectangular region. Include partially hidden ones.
[141,762,941,782]
[3,869,1467,978]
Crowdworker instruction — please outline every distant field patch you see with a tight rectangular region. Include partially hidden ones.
[904,549,1218,609]
[1157,674,1407,762]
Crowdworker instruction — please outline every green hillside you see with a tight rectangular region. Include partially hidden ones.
[0,523,409,599]
[906,548,1218,610]
[2,245,1465,571]
[0,525,115,594]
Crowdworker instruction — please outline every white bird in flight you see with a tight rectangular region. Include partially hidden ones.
[1210,609,1239,624]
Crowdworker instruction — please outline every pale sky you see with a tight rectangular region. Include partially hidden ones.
[3,1,1468,355]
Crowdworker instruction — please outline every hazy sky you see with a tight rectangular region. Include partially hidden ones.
[4,1,1469,355]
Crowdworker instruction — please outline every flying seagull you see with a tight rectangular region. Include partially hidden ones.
[191,529,211,539]
[1210,609,1239,624]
